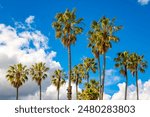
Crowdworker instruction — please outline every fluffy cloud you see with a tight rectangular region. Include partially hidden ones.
[138,0,150,5]
[111,79,150,100]
[21,81,81,100]
[0,16,61,99]
[21,80,111,100]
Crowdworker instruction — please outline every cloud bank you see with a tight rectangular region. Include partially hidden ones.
[0,16,61,99]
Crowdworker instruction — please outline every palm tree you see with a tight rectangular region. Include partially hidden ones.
[78,79,99,100]
[52,9,83,100]
[89,17,122,99]
[83,58,97,83]
[88,21,103,100]
[30,62,49,100]
[71,64,84,100]
[128,53,147,100]
[6,63,29,100]
[52,69,66,100]
[114,51,130,100]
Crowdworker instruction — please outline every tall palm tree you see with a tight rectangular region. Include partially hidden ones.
[128,53,147,100]
[83,58,97,83]
[89,17,122,99]
[6,63,29,100]
[88,21,103,100]
[52,9,83,100]
[71,64,84,100]
[78,79,99,100]
[52,69,66,100]
[114,51,129,100]
[30,62,49,100]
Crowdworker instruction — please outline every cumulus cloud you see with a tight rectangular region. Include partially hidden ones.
[138,0,150,5]
[21,81,81,100]
[111,79,150,100]
[0,16,61,99]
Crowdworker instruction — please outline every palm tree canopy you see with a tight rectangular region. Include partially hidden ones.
[52,69,66,90]
[128,53,148,76]
[83,58,97,73]
[88,16,122,54]
[6,63,29,88]
[71,64,85,84]
[52,8,83,47]
[30,62,49,85]
[78,79,99,100]
[114,51,129,76]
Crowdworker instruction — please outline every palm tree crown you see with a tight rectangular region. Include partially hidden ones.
[83,58,97,83]
[52,69,66,100]
[6,63,29,100]
[30,62,49,100]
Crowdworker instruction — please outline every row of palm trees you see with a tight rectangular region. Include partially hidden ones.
[52,8,123,100]
[5,8,148,100]
[52,8,148,100]
[6,62,49,100]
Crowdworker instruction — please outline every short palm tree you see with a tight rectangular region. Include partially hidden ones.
[114,51,129,100]
[6,63,29,100]
[83,58,97,83]
[52,8,83,100]
[78,79,99,100]
[30,62,49,100]
[128,53,147,100]
[71,64,84,100]
[52,69,66,100]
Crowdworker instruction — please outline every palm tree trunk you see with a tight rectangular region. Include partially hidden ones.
[125,66,128,100]
[16,87,19,100]
[97,56,102,100]
[67,46,72,100]
[76,75,79,100]
[57,89,60,100]
[57,78,60,100]
[136,69,139,100]
[102,53,106,100]
[39,84,42,100]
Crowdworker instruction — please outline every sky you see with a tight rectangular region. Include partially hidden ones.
[0,0,150,100]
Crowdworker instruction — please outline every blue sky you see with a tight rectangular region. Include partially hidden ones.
[0,0,150,98]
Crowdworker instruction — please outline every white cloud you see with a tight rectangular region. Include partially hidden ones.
[25,16,35,24]
[138,0,150,5]
[0,16,61,99]
[22,81,81,100]
[111,79,150,100]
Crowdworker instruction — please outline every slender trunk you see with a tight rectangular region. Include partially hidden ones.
[76,75,79,100]
[39,83,42,100]
[87,72,89,83]
[97,55,102,100]
[57,88,60,100]
[102,53,106,100]
[67,46,72,100]
[125,66,128,100]
[57,77,60,100]
[16,87,19,100]
[136,68,139,100]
